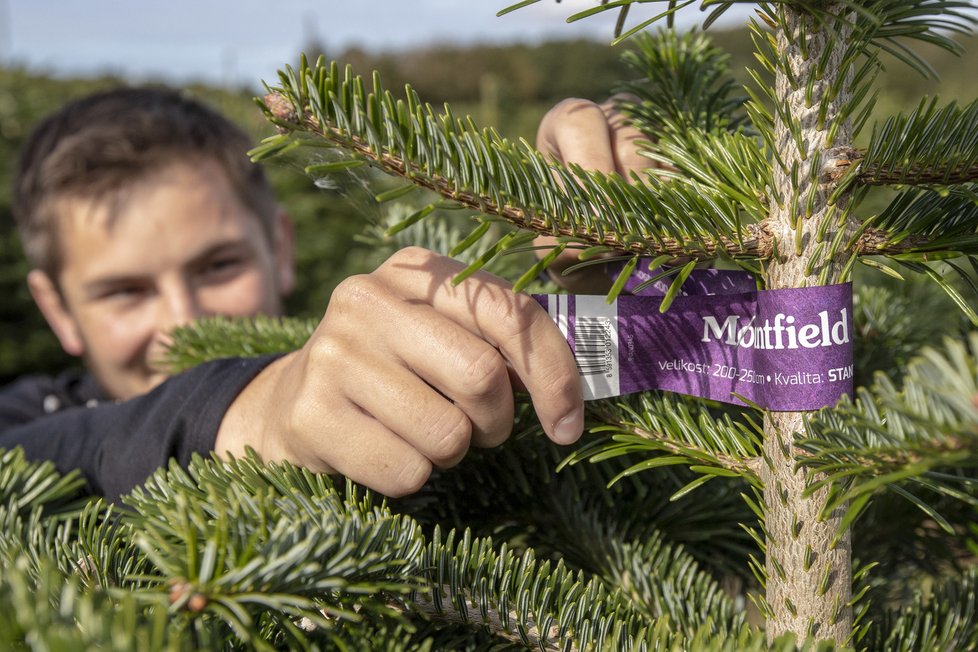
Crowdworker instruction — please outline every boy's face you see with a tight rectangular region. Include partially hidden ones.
[28,160,294,400]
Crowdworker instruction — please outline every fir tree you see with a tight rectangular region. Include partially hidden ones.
[4,1,978,649]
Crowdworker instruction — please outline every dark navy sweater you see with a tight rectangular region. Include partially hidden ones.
[0,356,277,502]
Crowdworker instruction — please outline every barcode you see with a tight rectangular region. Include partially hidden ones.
[575,317,614,375]
[542,294,620,400]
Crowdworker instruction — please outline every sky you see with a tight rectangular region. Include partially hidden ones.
[2,1,754,89]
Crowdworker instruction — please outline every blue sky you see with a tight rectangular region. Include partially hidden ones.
[3,1,753,89]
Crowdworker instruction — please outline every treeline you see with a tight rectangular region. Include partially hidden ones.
[315,28,978,109]
[308,39,634,105]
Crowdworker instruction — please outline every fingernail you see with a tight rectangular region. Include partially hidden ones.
[552,407,583,445]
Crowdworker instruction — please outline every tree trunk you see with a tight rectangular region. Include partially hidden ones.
[762,4,856,644]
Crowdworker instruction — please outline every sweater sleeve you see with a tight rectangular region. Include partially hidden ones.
[0,355,280,502]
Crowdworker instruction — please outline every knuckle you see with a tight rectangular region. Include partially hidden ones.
[281,391,319,446]
[559,100,607,129]
[537,372,581,418]
[552,97,598,118]
[291,341,354,431]
[492,293,544,342]
[329,274,378,312]
[537,347,581,396]
[306,335,345,370]
[539,98,599,148]
[460,347,507,400]
[388,459,432,497]
[477,409,516,449]
[427,405,472,462]
[545,381,580,416]
[382,245,435,270]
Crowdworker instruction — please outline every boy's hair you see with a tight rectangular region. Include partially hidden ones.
[12,86,279,279]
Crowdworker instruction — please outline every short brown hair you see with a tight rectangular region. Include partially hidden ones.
[12,86,279,278]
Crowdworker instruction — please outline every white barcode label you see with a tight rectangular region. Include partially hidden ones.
[575,317,614,375]
[548,296,620,400]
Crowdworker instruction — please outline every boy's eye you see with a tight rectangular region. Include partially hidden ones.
[200,257,244,278]
[208,257,239,270]
[100,285,148,301]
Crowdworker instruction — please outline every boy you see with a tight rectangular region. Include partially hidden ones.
[0,87,639,502]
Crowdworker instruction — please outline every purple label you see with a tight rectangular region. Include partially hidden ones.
[534,282,853,411]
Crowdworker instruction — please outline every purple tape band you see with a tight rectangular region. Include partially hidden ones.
[624,266,758,297]
[535,268,853,411]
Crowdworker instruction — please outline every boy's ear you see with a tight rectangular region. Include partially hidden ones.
[27,270,85,357]
[273,209,295,296]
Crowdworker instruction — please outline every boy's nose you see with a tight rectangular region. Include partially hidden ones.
[159,284,205,330]
[150,285,206,360]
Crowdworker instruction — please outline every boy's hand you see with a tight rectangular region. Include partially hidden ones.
[536,95,648,179]
[215,95,652,495]
[534,95,650,293]
[216,247,583,496]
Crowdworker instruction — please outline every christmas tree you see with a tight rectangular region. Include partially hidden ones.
[3,1,978,649]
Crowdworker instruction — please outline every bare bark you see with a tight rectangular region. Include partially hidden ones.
[761,5,855,645]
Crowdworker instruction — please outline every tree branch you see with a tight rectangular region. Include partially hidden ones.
[268,101,940,264]
[858,163,978,187]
